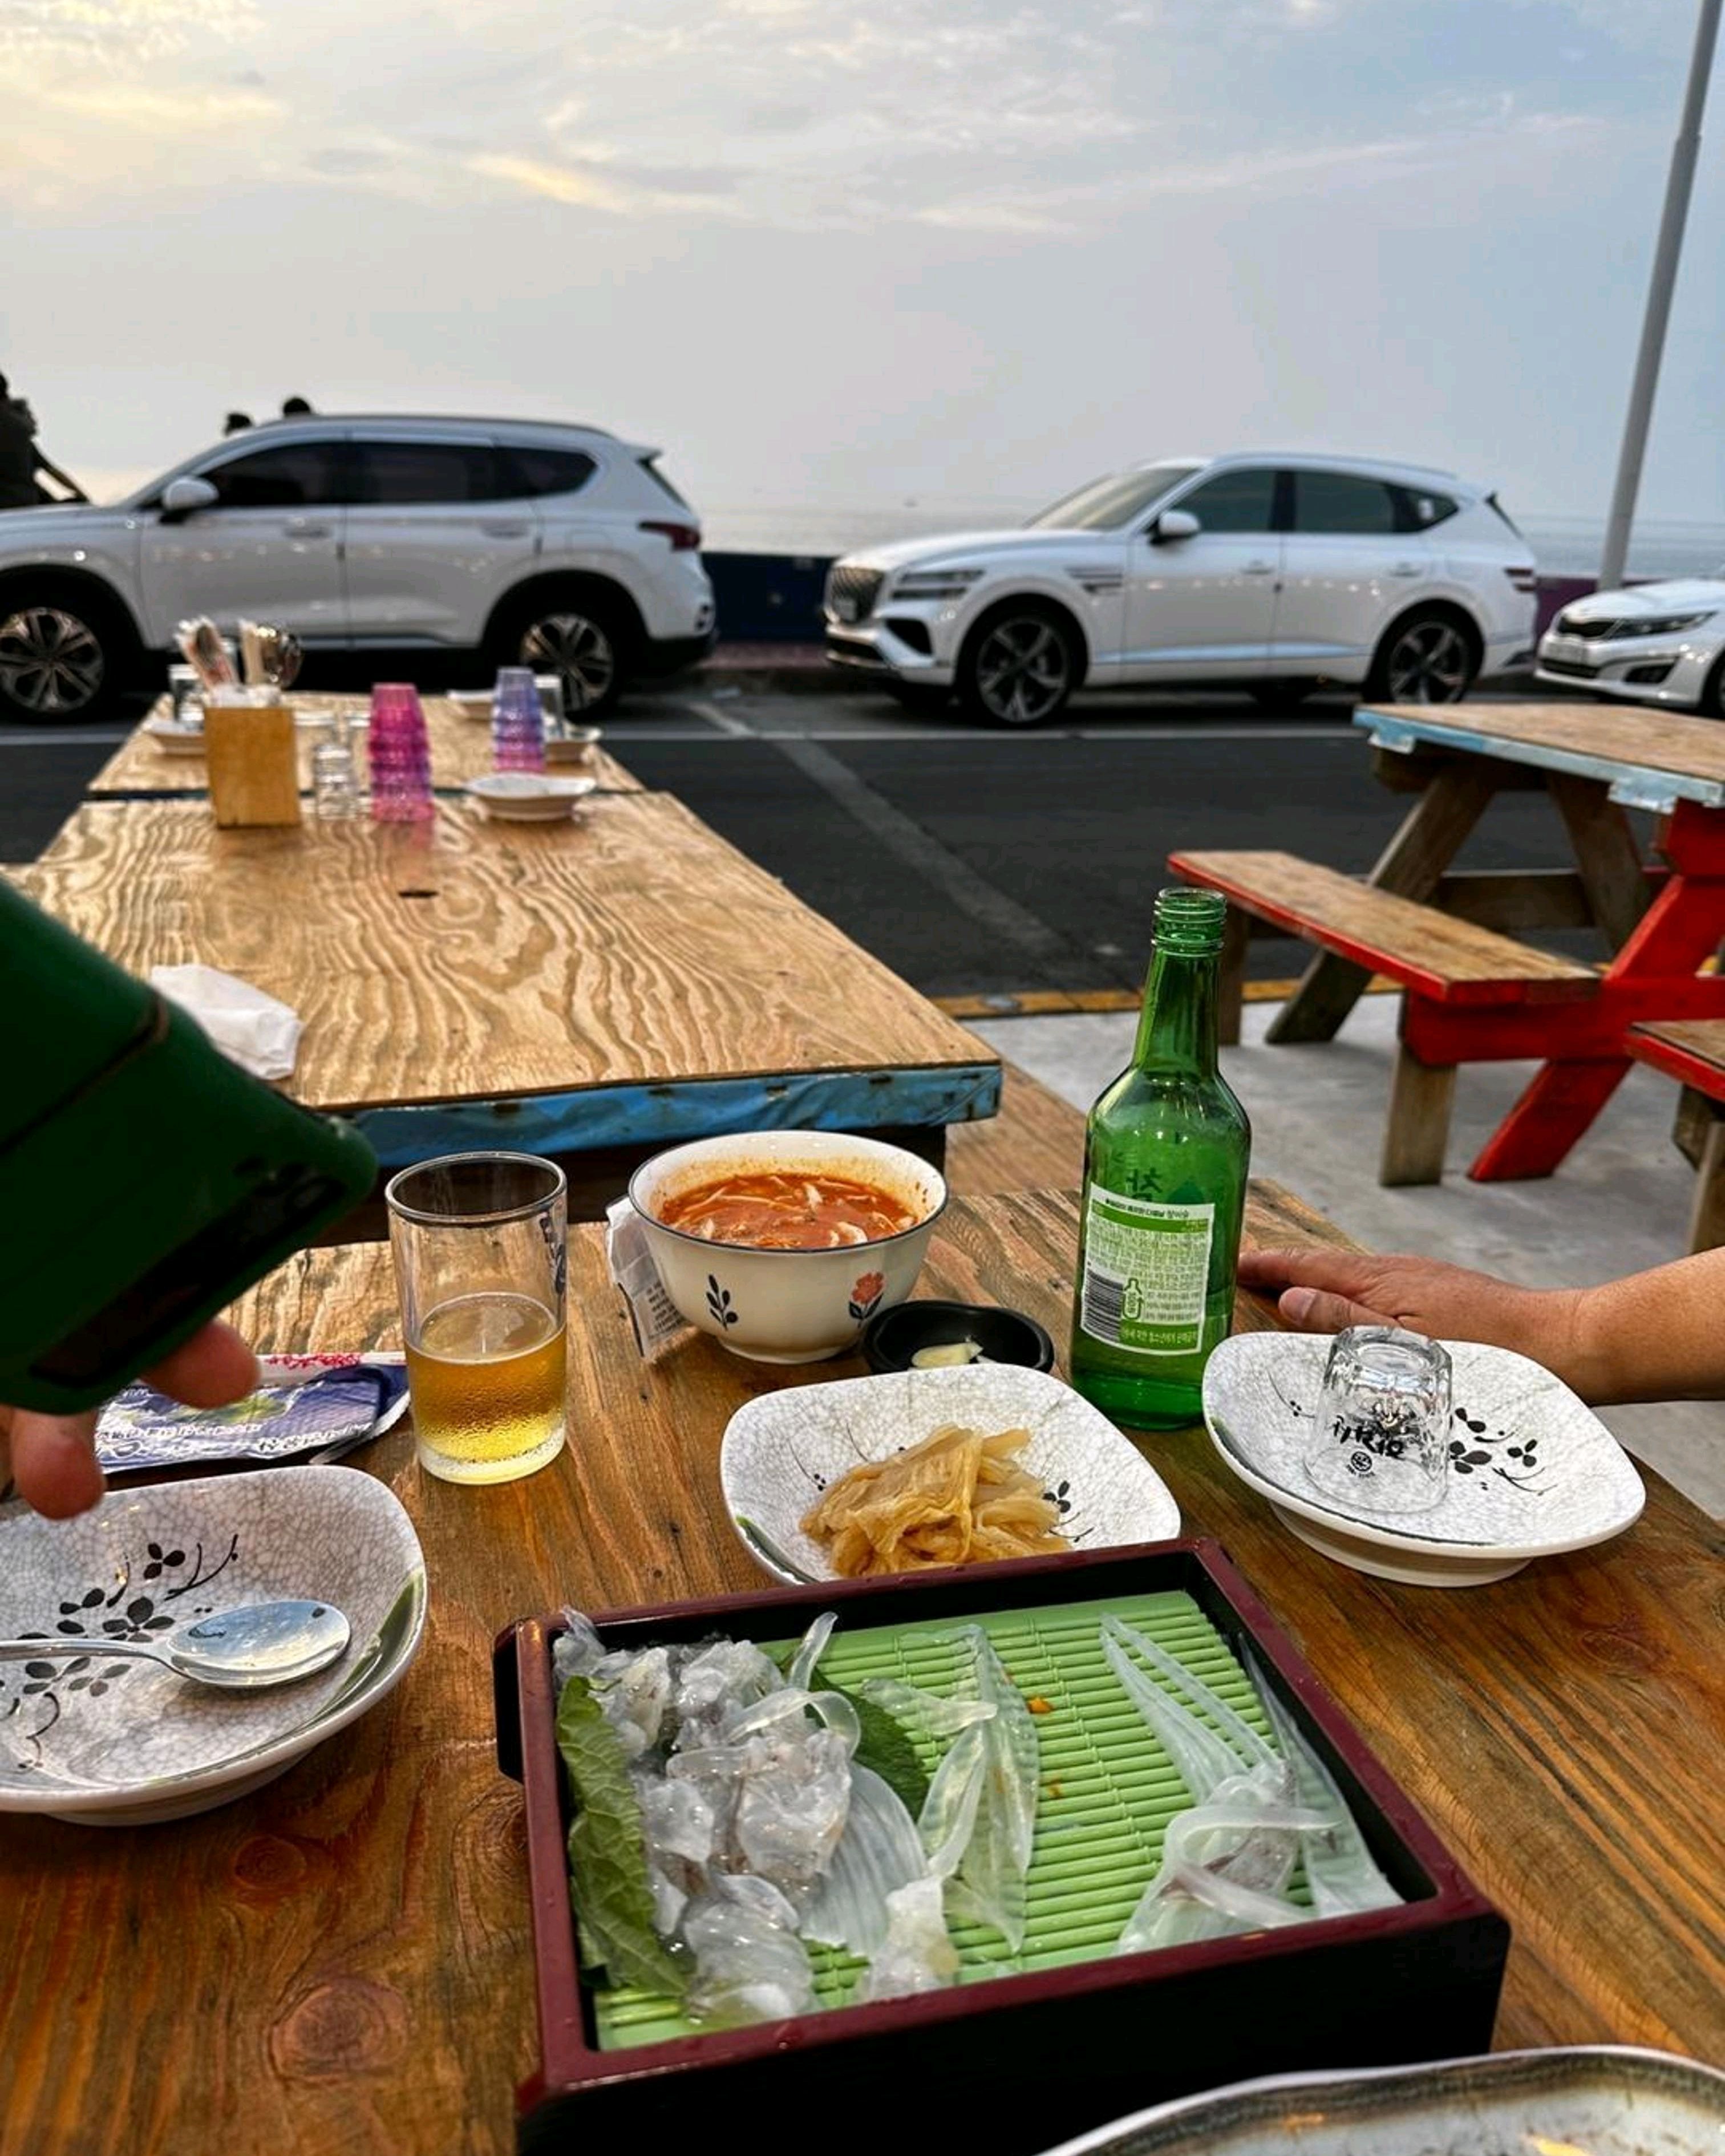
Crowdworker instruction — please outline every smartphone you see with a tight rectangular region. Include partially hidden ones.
[1,881,378,1415]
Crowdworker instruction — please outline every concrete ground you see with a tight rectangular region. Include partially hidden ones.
[975,996,1725,1518]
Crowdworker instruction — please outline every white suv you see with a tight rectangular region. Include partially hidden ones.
[825,452,1536,724]
[0,416,716,722]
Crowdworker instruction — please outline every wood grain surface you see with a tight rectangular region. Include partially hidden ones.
[85,694,642,800]
[1627,1018,1725,1093]
[4,1185,1719,2156]
[1173,850,1595,995]
[15,796,993,1115]
[1369,699,1725,791]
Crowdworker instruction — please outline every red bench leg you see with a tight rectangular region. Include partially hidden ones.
[1468,1057,1631,1181]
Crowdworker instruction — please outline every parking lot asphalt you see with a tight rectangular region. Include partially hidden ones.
[1,676,1594,1000]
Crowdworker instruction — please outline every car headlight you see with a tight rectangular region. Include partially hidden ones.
[1626,612,1715,638]
[889,567,984,602]
[1556,609,1715,641]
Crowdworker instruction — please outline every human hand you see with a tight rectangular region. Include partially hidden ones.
[1237,1246,1586,1384]
[1,1323,260,1520]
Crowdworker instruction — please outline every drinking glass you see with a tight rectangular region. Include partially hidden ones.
[1304,1326,1452,1515]
[386,1152,568,1485]
[369,682,435,822]
[492,666,546,772]
[310,714,362,820]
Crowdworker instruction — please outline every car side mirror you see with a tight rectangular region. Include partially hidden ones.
[159,476,220,524]
[1151,509,1201,544]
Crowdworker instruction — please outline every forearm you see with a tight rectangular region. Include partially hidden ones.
[1562,1249,1725,1405]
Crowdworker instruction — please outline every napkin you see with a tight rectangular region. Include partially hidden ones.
[150,963,303,1080]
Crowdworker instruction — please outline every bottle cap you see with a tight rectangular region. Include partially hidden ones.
[1153,886,1226,954]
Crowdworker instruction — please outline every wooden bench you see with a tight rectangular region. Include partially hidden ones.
[1627,1020,1725,1251]
[1168,848,1598,1186]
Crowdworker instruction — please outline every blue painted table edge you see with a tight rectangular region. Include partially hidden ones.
[349,1062,1003,1169]
[1355,703,1725,814]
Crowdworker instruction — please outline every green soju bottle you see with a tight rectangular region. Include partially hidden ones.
[1070,887,1251,1429]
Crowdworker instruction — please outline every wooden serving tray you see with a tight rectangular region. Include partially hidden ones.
[493,1541,1508,2155]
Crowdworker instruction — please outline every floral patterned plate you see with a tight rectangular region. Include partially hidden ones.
[94,1354,409,1475]
[1039,2046,1724,2156]
[719,1363,1181,1584]
[0,1468,426,1823]
[1202,1334,1645,1586]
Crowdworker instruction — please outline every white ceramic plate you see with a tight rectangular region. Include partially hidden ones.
[1038,2047,1725,2156]
[720,1363,1180,1583]
[0,1468,426,1823]
[463,772,598,821]
[143,717,208,755]
[1202,1332,1645,1586]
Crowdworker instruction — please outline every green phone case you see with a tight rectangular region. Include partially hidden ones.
[1,882,378,1415]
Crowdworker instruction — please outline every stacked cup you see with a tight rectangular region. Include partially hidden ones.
[491,666,547,773]
[369,683,435,822]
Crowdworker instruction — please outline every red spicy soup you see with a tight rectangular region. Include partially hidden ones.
[657,1169,920,1250]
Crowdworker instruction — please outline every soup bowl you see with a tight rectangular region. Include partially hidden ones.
[627,1131,947,1363]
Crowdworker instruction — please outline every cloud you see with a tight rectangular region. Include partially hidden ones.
[0,0,257,62]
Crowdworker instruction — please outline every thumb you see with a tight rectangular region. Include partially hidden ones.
[1279,1285,1397,1334]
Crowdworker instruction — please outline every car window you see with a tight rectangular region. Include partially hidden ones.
[1175,468,1277,534]
[203,441,346,509]
[498,445,598,499]
[1392,485,1460,530]
[1290,471,1400,536]
[1028,463,1201,531]
[350,441,512,505]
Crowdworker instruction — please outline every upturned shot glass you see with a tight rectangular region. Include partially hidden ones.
[1305,1325,1452,1515]
[386,1151,568,1486]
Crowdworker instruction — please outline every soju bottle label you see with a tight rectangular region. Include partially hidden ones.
[1078,1186,1214,1354]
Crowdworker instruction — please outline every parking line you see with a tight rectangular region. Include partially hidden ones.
[0,729,129,748]
[770,735,1073,967]
[681,697,758,737]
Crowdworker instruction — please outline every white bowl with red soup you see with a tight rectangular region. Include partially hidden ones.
[628,1132,947,1362]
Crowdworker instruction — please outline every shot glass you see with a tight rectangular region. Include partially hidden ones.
[1304,1325,1452,1515]
[386,1151,568,1486]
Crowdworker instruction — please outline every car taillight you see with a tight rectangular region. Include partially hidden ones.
[640,520,702,552]
[1504,566,1538,593]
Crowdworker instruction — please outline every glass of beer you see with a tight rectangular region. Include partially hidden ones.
[385,1151,568,1485]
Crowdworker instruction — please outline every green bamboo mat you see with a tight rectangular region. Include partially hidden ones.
[591,1589,1305,2050]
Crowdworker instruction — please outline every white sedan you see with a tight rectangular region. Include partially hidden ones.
[1536,577,1725,717]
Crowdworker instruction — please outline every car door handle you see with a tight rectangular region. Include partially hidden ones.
[1242,560,1277,576]
[480,520,530,538]
[284,519,333,540]
[1390,561,1424,577]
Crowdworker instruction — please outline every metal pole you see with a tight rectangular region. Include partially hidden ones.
[1598,0,1722,590]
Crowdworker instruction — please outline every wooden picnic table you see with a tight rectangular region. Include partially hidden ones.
[1273,699,1725,1178]
[86,692,644,800]
[2,1182,1718,2155]
[13,795,998,1210]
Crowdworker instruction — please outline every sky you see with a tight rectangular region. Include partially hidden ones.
[1,0,1721,541]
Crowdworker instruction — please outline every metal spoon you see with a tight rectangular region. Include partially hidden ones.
[0,1599,351,1691]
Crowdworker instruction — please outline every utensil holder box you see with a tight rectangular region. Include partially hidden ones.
[495,1540,1508,2155]
[204,696,300,827]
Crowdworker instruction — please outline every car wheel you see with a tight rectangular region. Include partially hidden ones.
[493,591,631,718]
[1699,654,1725,720]
[1367,608,1478,704]
[0,587,135,724]
[1249,680,1318,710]
[886,680,953,716]
[958,604,1078,727]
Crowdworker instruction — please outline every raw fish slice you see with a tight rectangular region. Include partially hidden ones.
[683,1874,815,2027]
[1246,1652,1402,1917]
[801,1765,928,1954]
[859,1678,996,1745]
[855,1876,961,2002]
[942,1628,1040,1952]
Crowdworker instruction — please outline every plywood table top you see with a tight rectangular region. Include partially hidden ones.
[86,693,642,799]
[14,794,997,1160]
[2,1183,1719,2155]
[1360,699,1725,810]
